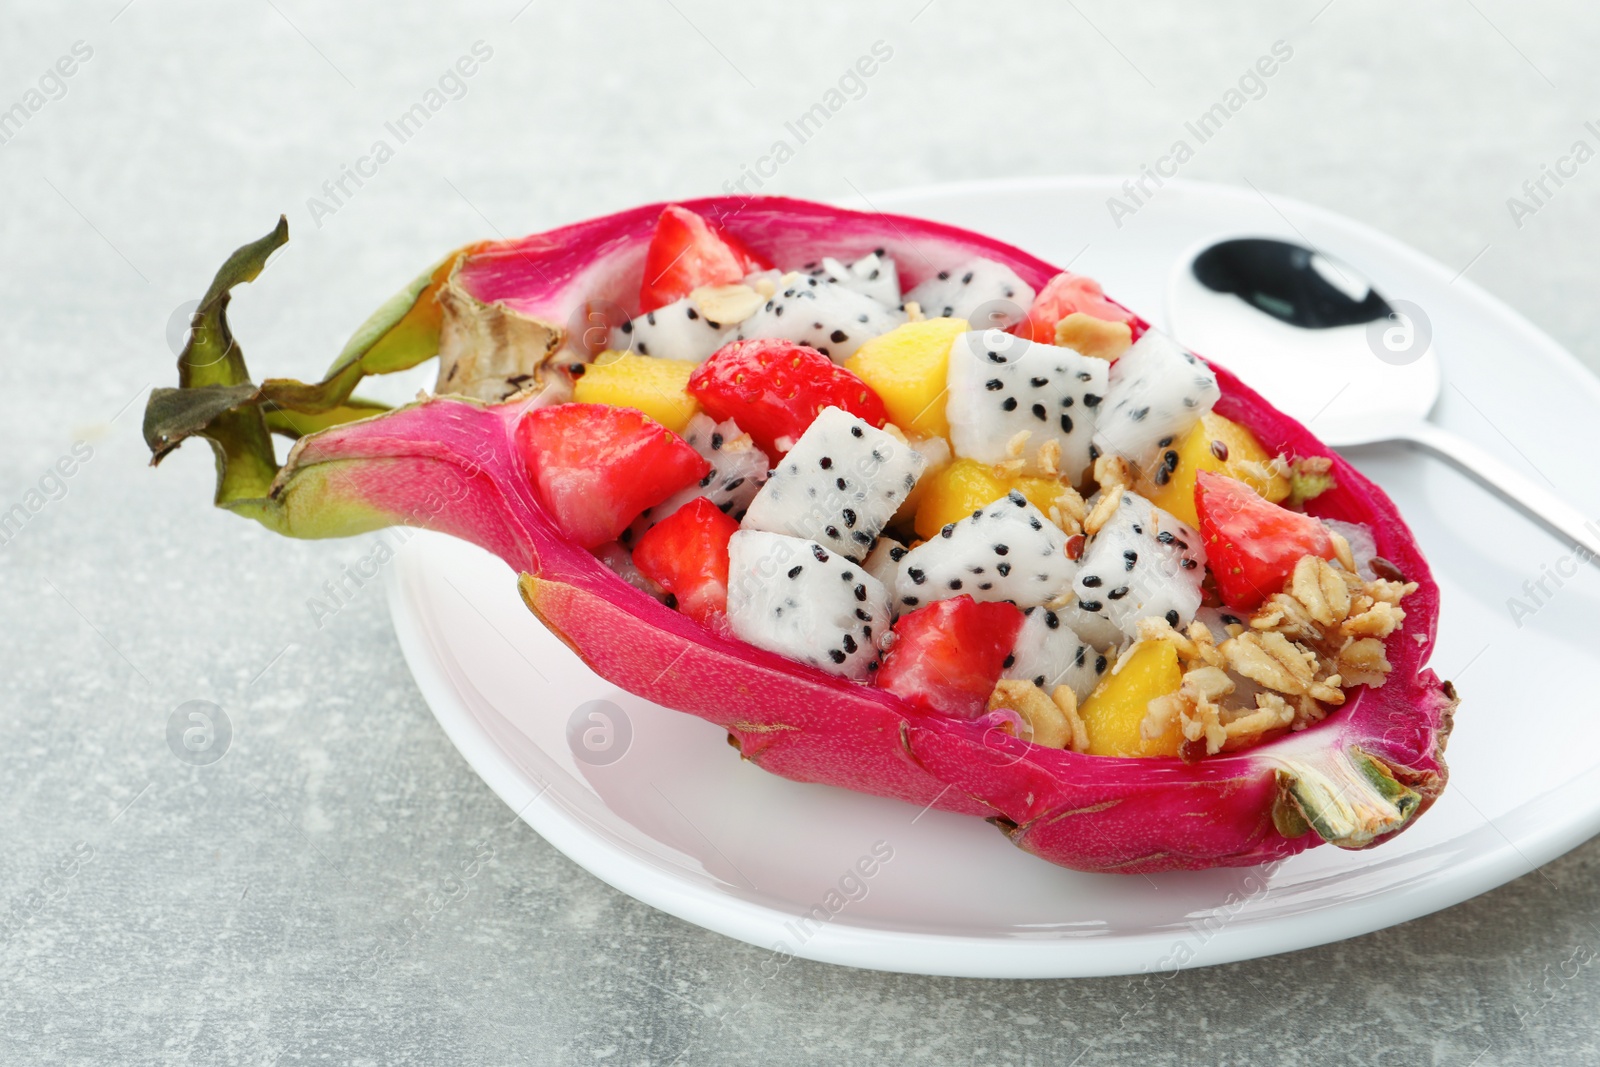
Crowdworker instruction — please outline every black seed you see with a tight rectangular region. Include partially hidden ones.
[1158,435,1173,448]
[1095,655,1108,673]
[1073,644,1086,667]
[812,545,829,562]
[1221,613,1242,626]
[993,544,1009,556]
[1180,558,1198,570]
[829,649,847,664]
[721,502,736,514]
[1154,468,1171,486]
[1030,376,1048,387]
[686,307,699,320]
[1163,450,1180,471]
[888,547,907,561]
[1028,518,1043,530]
[843,508,857,528]
[855,608,872,621]
[1082,575,1102,587]
[1088,443,1101,461]
[836,478,847,490]
[830,329,847,343]
[787,566,803,579]
[1210,440,1229,461]
[775,305,784,317]
[1124,550,1139,570]
[820,456,833,469]
[619,527,634,545]
[1002,397,1018,412]
[646,312,657,325]
[710,432,724,450]
[972,510,984,520]
[842,634,857,653]
[996,562,1011,576]
[664,593,677,610]
[1031,403,1047,420]
[1157,531,1175,544]
[908,568,926,585]
[1003,654,1015,669]
[1083,394,1102,408]
[620,321,633,334]
[637,342,650,355]
[872,448,886,461]
[940,525,955,539]
[1032,674,1046,687]
[1060,396,1074,408]
[1165,610,1180,627]
[852,531,872,545]
[948,579,963,590]
[938,270,950,280]
[903,596,920,606]
[979,582,992,590]
[841,570,854,581]
[1060,414,1074,433]
[987,349,1005,364]
[1080,600,1102,612]
[1008,491,1026,506]
[851,425,864,438]
[1044,611,1060,630]
[986,379,1004,391]
[1108,586,1128,600]
[699,473,714,488]
[854,584,868,601]
[961,271,974,284]
[1076,371,1092,382]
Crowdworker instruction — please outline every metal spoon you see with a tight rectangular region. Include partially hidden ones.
[1166,236,1600,557]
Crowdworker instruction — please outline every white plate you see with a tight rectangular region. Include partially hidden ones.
[385,177,1600,978]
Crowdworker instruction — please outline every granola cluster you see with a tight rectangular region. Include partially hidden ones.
[1137,532,1418,759]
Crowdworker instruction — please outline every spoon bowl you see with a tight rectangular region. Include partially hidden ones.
[1167,235,1599,557]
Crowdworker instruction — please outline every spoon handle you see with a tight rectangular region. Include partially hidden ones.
[1397,421,1600,558]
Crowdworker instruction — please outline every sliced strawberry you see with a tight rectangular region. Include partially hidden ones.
[876,596,1025,719]
[687,338,888,457]
[1195,470,1336,611]
[517,403,709,548]
[1015,271,1138,344]
[632,496,739,624]
[639,205,771,312]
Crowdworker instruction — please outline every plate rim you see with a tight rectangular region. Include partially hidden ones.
[385,176,1600,978]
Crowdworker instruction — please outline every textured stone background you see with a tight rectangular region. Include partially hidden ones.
[3,1,1598,1063]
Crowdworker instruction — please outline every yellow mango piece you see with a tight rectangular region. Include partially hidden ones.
[1077,640,1183,757]
[573,352,698,433]
[912,458,1066,541]
[1136,412,1291,527]
[844,317,968,439]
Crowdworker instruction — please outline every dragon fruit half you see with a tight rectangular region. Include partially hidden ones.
[142,197,1456,874]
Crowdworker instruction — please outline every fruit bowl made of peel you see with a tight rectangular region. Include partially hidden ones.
[144,197,1457,874]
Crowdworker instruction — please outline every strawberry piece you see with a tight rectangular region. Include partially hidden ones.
[1015,271,1138,344]
[639,205,771,312]
[517,403,709,548]
[632,496,740,624]
[686,338,888,457]
[876,596,1025,719]
[1195,470,1336,611]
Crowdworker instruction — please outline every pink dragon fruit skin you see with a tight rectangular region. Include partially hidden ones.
[145,198,1456,875]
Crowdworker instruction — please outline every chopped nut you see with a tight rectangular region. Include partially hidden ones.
[1336,637,1392,686]
[1329,530,1357,573]
[753,275,778,299]
[1005,430,1032,460]
[1053,486,1088,526]
[1037,439,1063,479]
[689,283,763,325]
[1093,453,1134,491]
[1054,313,1133,360]
[1049,685,1090,754]
[1342,600,1404,640]
[988,679,1071,749]
[903,300,925,323]
[1222,631,1317,695]
[1083,489,1122,536]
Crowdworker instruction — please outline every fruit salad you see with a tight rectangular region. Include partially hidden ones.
[145,198,1456,873]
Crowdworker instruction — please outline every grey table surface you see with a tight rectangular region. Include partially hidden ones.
[4,0,1599,1063]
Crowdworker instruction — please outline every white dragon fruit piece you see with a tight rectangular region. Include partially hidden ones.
[892,491,1077,612]
[862,536,908,592]
[734,275,904,361]
[905,257,1036,329]
[1072,491,1206,641]
[807,250,901,307]
[726,530,891,680]
[1050,596,1129,652]
[945,329,1110,481]
[622,415,769,546]
[610,295,733,362]
[1003,606,1115,702]
[741,407,925,562]
[1092,330,1220,472]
